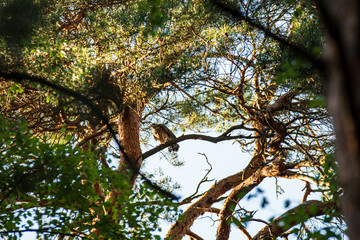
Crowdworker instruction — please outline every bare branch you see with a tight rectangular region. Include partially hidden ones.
[303,181,312,203]
[234,220,252,240]
[284,160,321,170]
[207,207,221,215]
[280,170,322,186]
[186,230,204,240]
[142,124,259,160]
[180,153,214,204]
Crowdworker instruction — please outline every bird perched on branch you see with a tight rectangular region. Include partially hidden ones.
[151,124,179,152]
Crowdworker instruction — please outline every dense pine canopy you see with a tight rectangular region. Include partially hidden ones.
[1,0,355,239]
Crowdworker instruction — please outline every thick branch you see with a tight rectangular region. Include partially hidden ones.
[166,169,248,239]
[217,162,286,240]
[142,124,258,160]
[266,91,296,114]
[166,153,280,239]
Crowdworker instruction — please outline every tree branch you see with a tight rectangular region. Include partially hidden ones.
[180,153,214,204]
[166,169,249,239]
[252,200,340,240]
[142,124,259,160]
[0,70,179,200]
[186,230,204,240]
[212,0,324,71]
[167,157,287,240]
[216,162,287,240]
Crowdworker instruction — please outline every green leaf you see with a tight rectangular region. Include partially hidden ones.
[232,217,242,227]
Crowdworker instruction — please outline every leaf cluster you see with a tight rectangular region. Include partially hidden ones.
[0,117,179,239]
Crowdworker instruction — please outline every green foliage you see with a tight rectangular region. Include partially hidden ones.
[304,227,342,240]
[137,0,169,36]
[273,1,324,94]
[8,0,216,123]
[0,0,42,45]
[0,0,344,239]
[321,154,341,203]
[0,117,179,239]
[0,1,214,235]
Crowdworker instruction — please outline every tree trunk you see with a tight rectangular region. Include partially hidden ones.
[118,106,142,186]
[325,0,360,238]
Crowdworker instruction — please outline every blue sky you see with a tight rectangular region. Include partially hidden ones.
[144,135,315,239]
[20,132,319,240]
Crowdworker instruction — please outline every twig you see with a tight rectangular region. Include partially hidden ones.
[181,153,214,204]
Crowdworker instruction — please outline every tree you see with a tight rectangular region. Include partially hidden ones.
[0,0,345,239]
[321,1,360,239]
[166,1,343,239]
[211,0,360,239]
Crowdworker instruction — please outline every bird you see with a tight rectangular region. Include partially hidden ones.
[151,124,179,152]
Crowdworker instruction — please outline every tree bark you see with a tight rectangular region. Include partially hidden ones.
[324,0,360,238]
[118,106,142,186]
[166,170,249,240]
